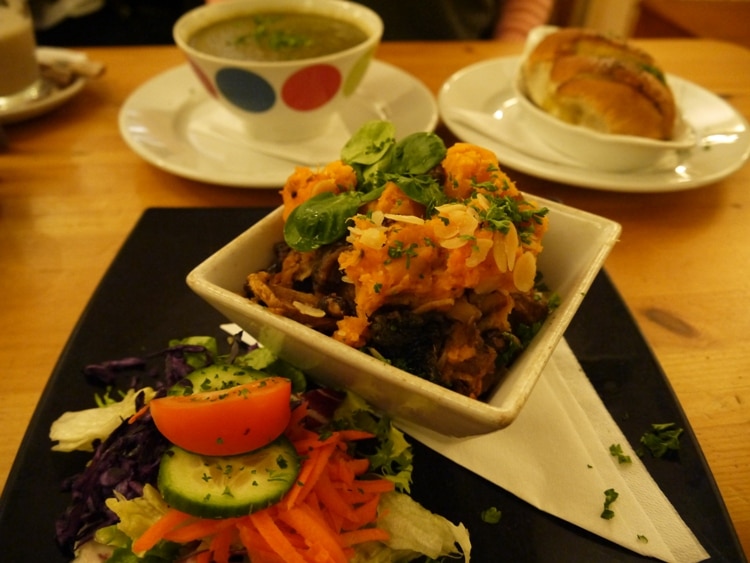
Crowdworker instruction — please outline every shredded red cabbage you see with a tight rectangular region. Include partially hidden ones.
[55,407,168,555]
[55,344,212,555]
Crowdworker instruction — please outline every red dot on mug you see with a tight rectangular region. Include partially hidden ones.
[282,65,341,111]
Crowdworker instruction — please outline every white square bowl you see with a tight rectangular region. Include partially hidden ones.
[187,197,620,436]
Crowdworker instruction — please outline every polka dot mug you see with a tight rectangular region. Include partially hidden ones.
[174,0,383,142]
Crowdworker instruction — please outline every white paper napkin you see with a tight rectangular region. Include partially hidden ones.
[398,340,710,562]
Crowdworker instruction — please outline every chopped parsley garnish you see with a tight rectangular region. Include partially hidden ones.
[609,443,632,464]
[637,422,683,458]
[480,506,502,524]
[385,240,419,268]
[601,488,619,520]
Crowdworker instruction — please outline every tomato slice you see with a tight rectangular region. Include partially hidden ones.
[149,376,292,456]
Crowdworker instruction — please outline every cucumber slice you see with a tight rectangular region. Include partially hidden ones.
[168,364,266,396]
[158,436,300,518]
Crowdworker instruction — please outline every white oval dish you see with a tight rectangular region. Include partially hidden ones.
[515,78,696,172]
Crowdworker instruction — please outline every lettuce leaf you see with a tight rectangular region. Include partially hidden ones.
[50,387,156,452]
[352,491,471,562]
[103,484,168,545]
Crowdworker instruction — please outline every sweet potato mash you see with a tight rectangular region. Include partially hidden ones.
[245,122,554,399]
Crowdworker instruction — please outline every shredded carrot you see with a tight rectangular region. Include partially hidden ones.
[277,504,349,563]
[163,516,238,543]
[131,507,192,553]
[347,494,381,530]
[285,401,311,438]
[209,526,234,563]
[237,520,283,563]
[248,509,308,563]
[284,441,337,509]
[291,432,341,455]
[128,403,150,424]
[314,469,358,521]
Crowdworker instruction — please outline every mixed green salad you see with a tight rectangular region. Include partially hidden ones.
[50,334,471,562]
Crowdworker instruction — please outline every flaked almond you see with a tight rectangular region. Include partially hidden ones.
[466,237,494,268]
[370,210,385,226]
[505,223,519,270]
[440,236,471,249]
[357,227,387,249]
[492,232,508,273]
[384,213,424,225]
[513,252,537,292]
[454,208,479,237]
[473,192,491,211]
[292,301,327,318]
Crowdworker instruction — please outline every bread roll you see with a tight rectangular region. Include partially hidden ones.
[521,28,676,140]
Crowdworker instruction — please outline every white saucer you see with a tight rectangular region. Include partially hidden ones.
[119,61,438,188]
[439,56,750,193]
[0,49,86,125]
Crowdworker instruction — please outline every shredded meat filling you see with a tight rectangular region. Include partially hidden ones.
[245,241,551,399]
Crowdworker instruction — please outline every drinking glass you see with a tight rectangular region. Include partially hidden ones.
[0,0,49,110]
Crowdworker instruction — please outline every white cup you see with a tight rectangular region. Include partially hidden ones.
[173,0,383,142]
[0,0,48,108]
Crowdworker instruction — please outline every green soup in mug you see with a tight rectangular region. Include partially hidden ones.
[189,12,369,62]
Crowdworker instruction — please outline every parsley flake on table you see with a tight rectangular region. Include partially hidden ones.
[637,422,683,458]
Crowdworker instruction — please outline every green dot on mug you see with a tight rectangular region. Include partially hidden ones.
[343,49,374,97]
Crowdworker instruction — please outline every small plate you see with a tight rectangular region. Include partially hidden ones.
[0,49,86,125]
[119,61,438,188]
[439,56,750,192]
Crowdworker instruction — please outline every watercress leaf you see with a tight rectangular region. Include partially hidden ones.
[391,132,447,175]
[361,150,396,190]
[341,120,396,165]
[284,191,355,251]
[283,187,385,251]
[388,173,449,209]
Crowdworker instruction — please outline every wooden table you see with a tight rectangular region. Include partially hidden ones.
[2,39,749,557]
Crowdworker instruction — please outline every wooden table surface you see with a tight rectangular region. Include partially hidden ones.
[1,39,749,557]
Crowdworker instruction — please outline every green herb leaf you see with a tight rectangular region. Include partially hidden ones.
[480,506,502,524]
[609,443,632,464]
[390,131,446,175]
[283,188,383,251]
[388,173,449,210]
[637,422,683,458]
[601,488,619,519]
[341,120,396,166]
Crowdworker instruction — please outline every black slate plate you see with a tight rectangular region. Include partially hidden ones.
[0,208,745,562]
